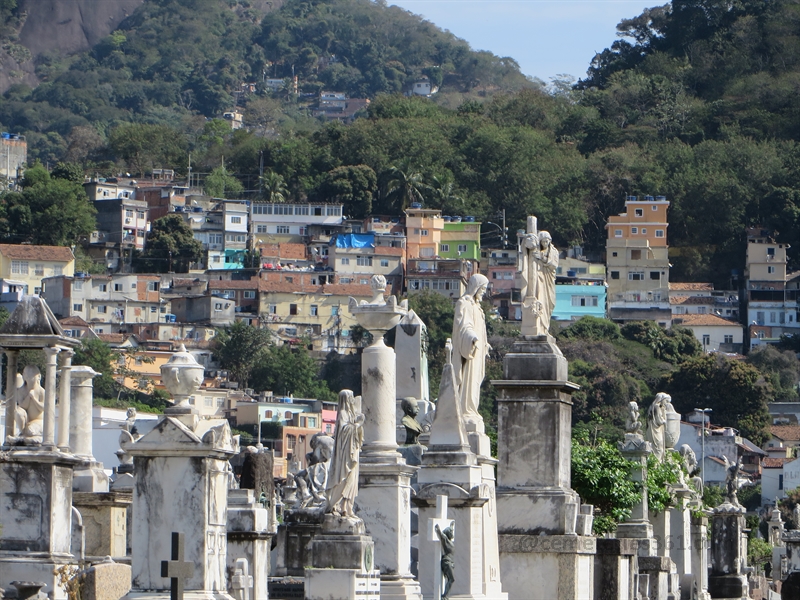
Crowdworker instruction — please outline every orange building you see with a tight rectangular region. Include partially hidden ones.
[404,207,444,259]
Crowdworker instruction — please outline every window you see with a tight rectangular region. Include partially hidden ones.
[331,306,339,316]
[768,266,776,274]
[11,261,28,275]
[458,244,467,253]
[771,312,777,323]
[631,227,638,234]
[612,252,618,257]
[360,278,369,285]
[635,208,643,217]
[97,305,107,314]
[650,271,660,280]
[147,282,159,291]
[420,248,434,257]
[631,249,642,260]
[652,205,658,211]
[628,272,644,281]
[340,277,352,283]
[440,244,450,253]
[34,264,44,276]
[54,266,62,276]
[244,291,255,299]
[131,283,137,289]
[780,474,784,490]
[252,204,272,215]
[216,397,225,407]
[420,229,428,236]
[341,257,350,265]
[125,210,134,218]
[357,256,372,266]
[380,259,389,267]
[204,397,213,407]
[98,284,107,292]
[150,306,157,313]
[492,272,498,279]
[641,229,647,235]
[768,247,776,256]
[611,271,620,280]
[277,225,290,234]
[74,280,84,291]
[296,205,310,216]
[614,230,623,237]
[209,234,223,245]
[214,303,223,311]
[571,296,598,307]
[34,286,40,295]
[757,311,765,325]
[256,225,268,234]
[308,417,317,428]
[137,211,145,219]
[212,256,222,263]
[655,230,665,238]
[114,283,123,292]
[268,304,277,314]
[231,216,242,224]
[226,234,247,243]
[310,305,318,316]
[289,304,298,315]
[724,335,733,344]
[702,334,710,346]
[73,303,83,311]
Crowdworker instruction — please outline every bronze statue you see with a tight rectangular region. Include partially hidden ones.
[401,397,424,445]
[435,522,455,599]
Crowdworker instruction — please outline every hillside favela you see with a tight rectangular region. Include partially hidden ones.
[6,0,800,599]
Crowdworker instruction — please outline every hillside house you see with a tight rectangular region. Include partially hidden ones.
[0,244,75,296]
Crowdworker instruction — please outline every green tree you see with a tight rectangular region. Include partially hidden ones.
[137,215,204,273]
[2,163,96,246]
[407,290,456,398]
[317,165,377,218]
[259,170,289,202]
[571,430,639,534]
[204,166,244,198]
[73,337,119,400]
[108,124,187,178]
[50,162,85,184]
[746,346,800,403]
[250,344,335,401]
[662,354,772,445]
[213,321,273,388]
[382,163,427,212]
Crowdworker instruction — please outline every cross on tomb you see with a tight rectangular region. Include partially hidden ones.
[427,494,455,600]
[231,557,254,600]
[161,531,195,600]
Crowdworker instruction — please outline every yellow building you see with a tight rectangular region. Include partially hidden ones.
[605,195,671,324]
[404,207,443,259]
[0,244,75,295]
[257,273,377,352]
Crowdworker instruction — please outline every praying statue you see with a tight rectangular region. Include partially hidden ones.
[401,397,425,445]
[9,367,45,445]
[626,401,642,435]
[723,456,742,506]
[645,394,668,462]
[326,389,365,518]
[435,522,456,599]
[451,274,490,433]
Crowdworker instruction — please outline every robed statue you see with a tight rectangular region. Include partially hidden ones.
[519,216,559,335]
[326,389,365,518]
[451,274,490,433]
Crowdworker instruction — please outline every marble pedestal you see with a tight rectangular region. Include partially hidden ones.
[638,556,677,600]
[120,413,237,600]
[227,489,272,600]
[305,515,380,600]
[274,509,324,576]
[415,450,507,599]
[493,335,594,600]
[72,491,131,559]
[0,448,80,599]
[708,504,748,600]
[691,513,712,600]
[616,434,657,558]
[594,538,638,600]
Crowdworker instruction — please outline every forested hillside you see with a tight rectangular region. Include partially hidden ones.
[6,0,800,284]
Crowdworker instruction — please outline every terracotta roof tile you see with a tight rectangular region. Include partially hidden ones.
[772,425,800,441]
[374,246,404,257]
[97,333,124,344]
[764,457,795,468]
[59,316,90,327]
[672,314,740,327]
[0,244,74,262]
[669,282,714,291]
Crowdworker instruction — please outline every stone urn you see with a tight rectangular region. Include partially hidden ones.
[160,343,204,410]
[664,398,681,450]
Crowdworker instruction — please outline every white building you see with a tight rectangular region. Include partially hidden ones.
[670,313,744,353]
[250,202,344,244]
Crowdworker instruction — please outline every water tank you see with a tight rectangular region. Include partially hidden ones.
[464,216,475,222]
[567,270,577,277]
[410,202,422,209]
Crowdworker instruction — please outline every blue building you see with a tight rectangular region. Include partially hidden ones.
[552,282,607,323]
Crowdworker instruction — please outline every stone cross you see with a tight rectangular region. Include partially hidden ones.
[427,494,455,600]
[161,531,194,600]
[231,557,254,600]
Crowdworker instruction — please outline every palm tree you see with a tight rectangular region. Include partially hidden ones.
[382,163,427,211]
[427,173,464,210]
[259,170,289,202]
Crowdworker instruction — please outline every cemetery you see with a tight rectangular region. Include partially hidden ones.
[0,217,786,600]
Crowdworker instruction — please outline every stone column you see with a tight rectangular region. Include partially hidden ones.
[3,349,18,441]
[69,366,98,460]
[42,346,61,449]
[617,434,657,557]
[57,348,73,452]
[492,335,595,600]
[350,287,422,600]
[691,512,711,600]
[708,502,748,599]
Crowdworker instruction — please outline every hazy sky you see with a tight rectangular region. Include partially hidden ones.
[389,0,661,84]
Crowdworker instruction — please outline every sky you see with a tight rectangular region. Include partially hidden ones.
[389,0,661,84]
